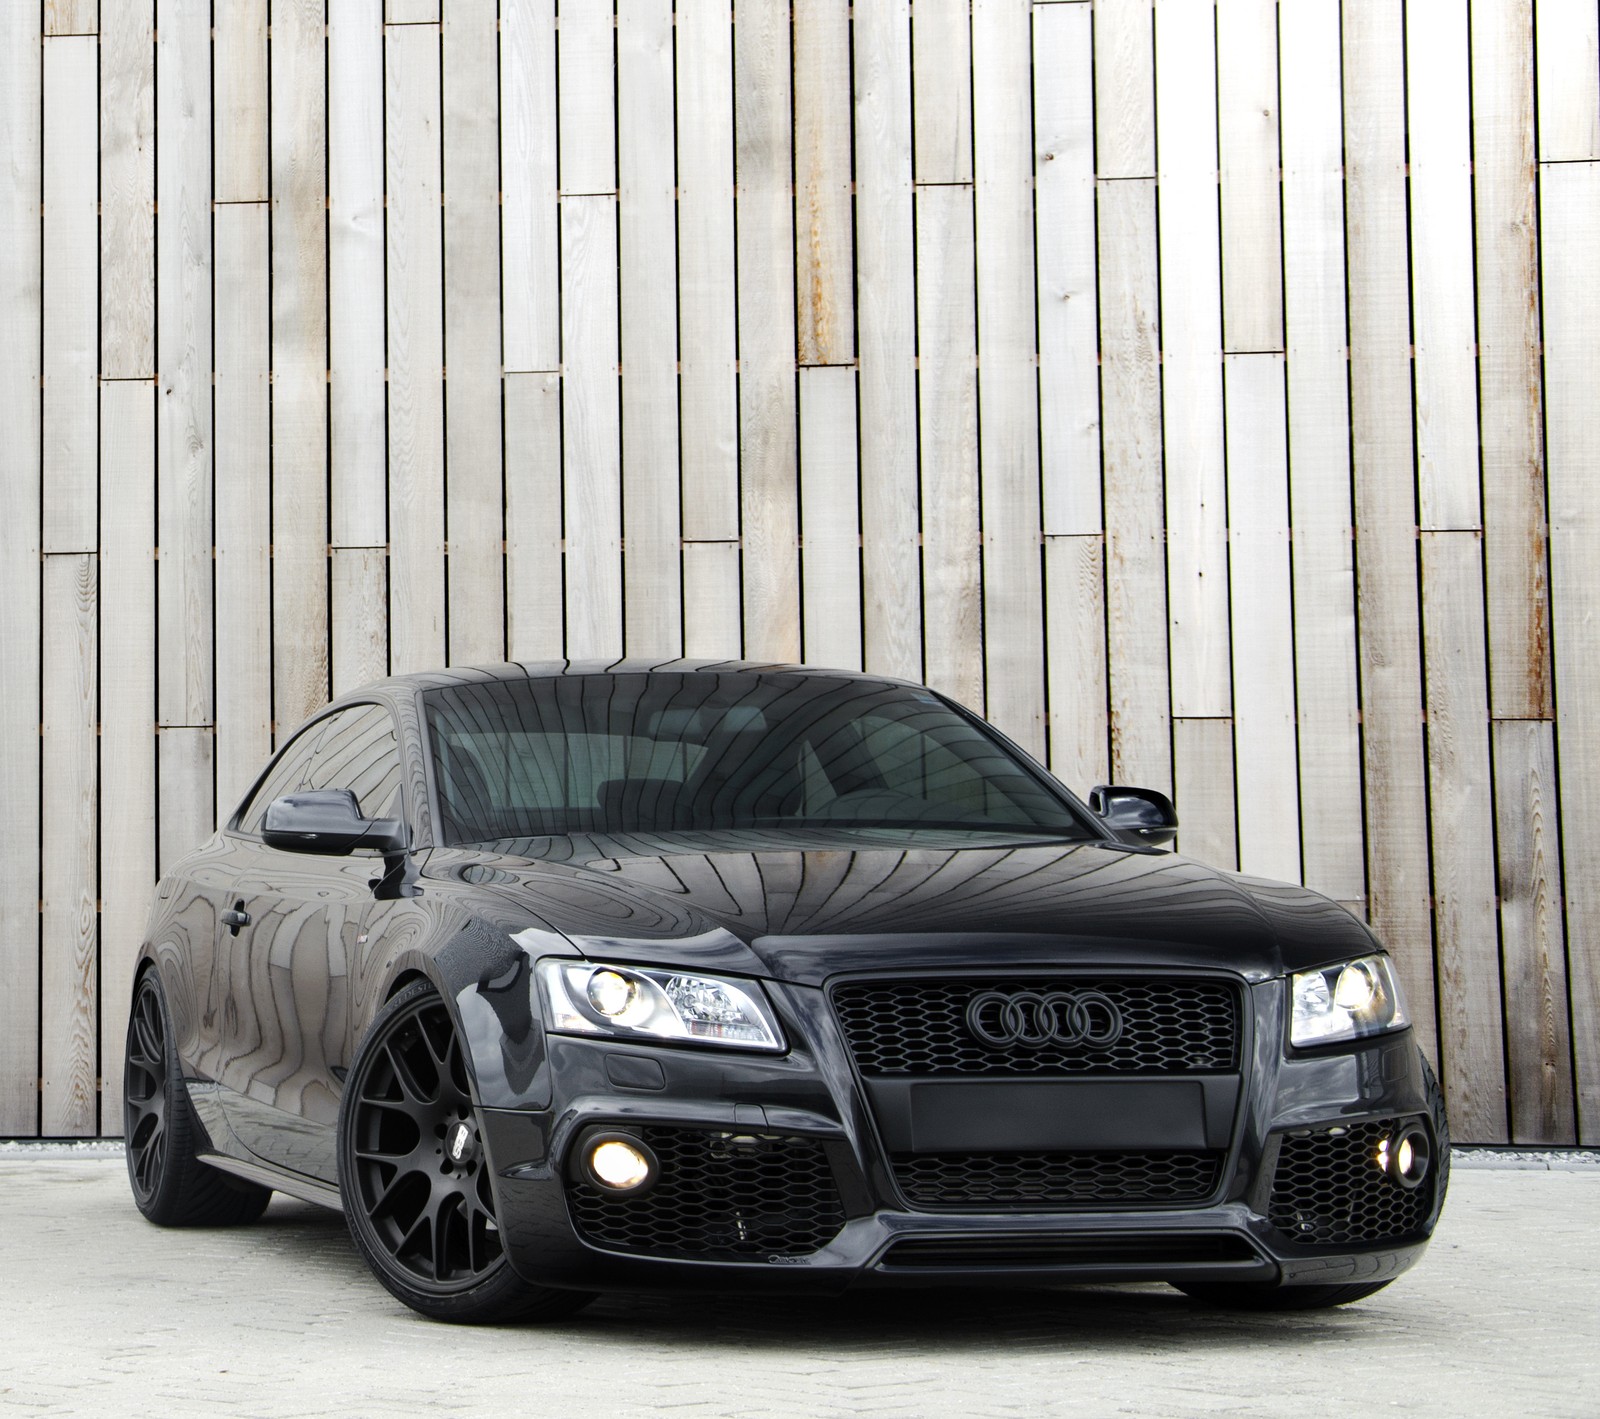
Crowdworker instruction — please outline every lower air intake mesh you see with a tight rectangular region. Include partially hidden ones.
[893,1150,1224,1209]
[567,1126,846,1260]
[1268,1118,1435,1246]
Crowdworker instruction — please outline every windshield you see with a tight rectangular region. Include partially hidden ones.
[422,673,1094,847]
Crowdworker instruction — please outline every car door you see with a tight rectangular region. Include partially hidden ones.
[215,704,405,1182]
[196,718,328,1100]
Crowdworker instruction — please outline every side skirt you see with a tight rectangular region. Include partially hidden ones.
[198,1150,345,1212]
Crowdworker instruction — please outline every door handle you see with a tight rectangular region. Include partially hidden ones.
[222,905,251,932]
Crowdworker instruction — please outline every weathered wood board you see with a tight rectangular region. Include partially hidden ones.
[442,0,506,667]
[855,0,921,681]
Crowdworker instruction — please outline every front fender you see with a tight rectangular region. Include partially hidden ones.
[427,918,582,1111]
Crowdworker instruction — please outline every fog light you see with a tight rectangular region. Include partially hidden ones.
[584,1135,656,1192]
[1378,1124,1431,1190]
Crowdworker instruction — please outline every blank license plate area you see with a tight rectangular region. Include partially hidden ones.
[866,1079,1229,1152]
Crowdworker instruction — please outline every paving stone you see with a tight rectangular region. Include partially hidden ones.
[0,1157,1594,1418]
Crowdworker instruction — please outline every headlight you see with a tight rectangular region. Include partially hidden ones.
[1289,954,1409,1047]
[536,960,785,1052]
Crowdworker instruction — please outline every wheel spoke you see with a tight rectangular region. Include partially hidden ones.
[134,1116,165,1194]
[362,1165,402,1222]
[432,1191,462,1283]
[384,1039,437,1109]
[134,1008,162,1067]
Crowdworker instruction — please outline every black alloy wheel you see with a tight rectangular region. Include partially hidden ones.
[124,969,273,1227]
[338,979,592,1324]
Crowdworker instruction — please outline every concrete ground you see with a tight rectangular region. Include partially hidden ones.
[0,1149,1595,1419]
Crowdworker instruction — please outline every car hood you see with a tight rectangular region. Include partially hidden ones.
[456,836,1379,986]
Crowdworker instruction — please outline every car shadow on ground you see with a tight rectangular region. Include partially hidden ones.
[251,1197,1426,1353]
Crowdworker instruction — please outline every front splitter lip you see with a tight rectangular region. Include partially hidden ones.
[496,1184,1433,1296]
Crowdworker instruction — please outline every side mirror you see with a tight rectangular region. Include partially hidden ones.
[1088,784,1179,848]
[262,790,407,857]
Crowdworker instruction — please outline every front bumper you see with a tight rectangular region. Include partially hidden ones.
[477,977,1445,1295]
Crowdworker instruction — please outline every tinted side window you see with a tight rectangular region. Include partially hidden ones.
[237,721,329,832]
[307,704,403,819]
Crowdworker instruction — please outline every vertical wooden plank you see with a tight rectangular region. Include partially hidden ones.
[1541,160,1600,1141]
[386,21,447,673]
[43,36,99,554]
[0,5,42,1135]
[213,203,272,811]
[1407,0,1480,531]
[1421,531,1507,1141]
[799,366,861,670]
[331,549,391,695]
[736,0,801,661]
[1173,718,1236,869]
[558,0,616,194]
[330,0,389,689]
[1493,721,1575,1144]
[1534,0,1600,161]
[1280,0,1364,908]
[156,0,214,729]
[794,0,855,367]
[912,0,971,185]
[45,1,97,34]
[1097,178,1170,793]
[1225,353,1301,883]
[916,184,982,709]
[618,0,681,655]
[330,0,388,548]
[387,0,439,22]
[1034,1,1100,536]
[1154,0,1230,727]
[100,0,155,380]
[1216,0,1283,353]
[1474,0,1551,720]
[213,0,267,203]
[1044,535,1109,794]
[683,542,743,658]
[972,0,1043,757]
[272,0,330,728]
[159,729,215,872]
[504,372,566,661]
[1094,0,1155,179]
[443,0,506,665]
[99,382,157,1136]
[501,0,559,372]
[561,195,623,659]
[1343,0,1435,1059]
[854,0,920,681]
[677,0,739,550]
[41,553,98,1136]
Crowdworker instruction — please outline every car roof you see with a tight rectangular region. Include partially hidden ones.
[326,659,919,711]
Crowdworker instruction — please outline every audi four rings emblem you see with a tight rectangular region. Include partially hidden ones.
[965,989,1125,1049]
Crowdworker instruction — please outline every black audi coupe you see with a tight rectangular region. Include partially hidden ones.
[124,662,1447,1323]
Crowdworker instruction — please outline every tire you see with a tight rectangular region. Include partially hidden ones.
[124,968,273,1227]
[338,979,594,1325]
[1177,1048,1451,1313]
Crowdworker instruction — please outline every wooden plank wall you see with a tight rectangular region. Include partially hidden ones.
[0,0,1594,1146]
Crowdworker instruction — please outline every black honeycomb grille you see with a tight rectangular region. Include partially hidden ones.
[833,977,1240,1075]
[1268,1119,1434,1246]
[566,1127,846,1260]
[894,1150,1225,1209]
